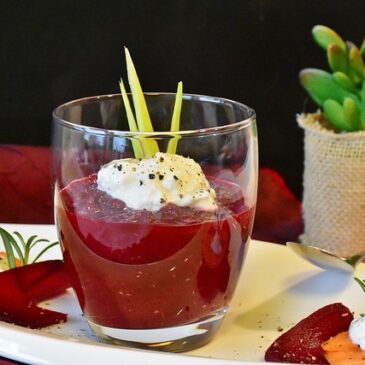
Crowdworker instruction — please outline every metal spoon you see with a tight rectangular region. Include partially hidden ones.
[286,241,365,273]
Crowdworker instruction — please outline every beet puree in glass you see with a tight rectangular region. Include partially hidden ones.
[57,172,254,330]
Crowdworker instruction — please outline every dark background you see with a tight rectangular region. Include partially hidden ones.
[1,0,364,199]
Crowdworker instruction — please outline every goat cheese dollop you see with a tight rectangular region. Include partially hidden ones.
[97,152,217,212]
[349,315,365,350]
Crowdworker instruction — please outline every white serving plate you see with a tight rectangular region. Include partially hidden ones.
[0,223,364,365]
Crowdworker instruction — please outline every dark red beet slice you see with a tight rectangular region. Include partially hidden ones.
[265,303,353,364]
[20,260,70,303]
[0,260,70,328]
[0,302,67,329]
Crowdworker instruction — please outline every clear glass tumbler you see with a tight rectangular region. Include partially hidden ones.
[52,93,258,352]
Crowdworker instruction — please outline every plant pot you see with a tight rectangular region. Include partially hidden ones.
[297,111,365,257]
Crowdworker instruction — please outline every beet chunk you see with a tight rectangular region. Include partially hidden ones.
[0,260,70,328]
[265,303,353,364]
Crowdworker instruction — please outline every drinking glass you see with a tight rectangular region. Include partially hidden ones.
[52,93,258,352]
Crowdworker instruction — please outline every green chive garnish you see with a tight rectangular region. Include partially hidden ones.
[124,47,159,158]
[167,81,183,154]
[120,48,183,158]
[355,277,365,293]
[119,79,144,159]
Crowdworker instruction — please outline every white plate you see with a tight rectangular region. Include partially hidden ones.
[0,223,364,365]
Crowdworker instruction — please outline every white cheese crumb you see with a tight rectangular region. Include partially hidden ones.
[97,152,217,212]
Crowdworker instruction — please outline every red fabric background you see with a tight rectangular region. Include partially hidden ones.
[0,145,303,243]
[0,145,53,224]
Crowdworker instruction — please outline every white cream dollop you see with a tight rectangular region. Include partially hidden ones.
[349,315,365,350]
[97,152,217,212]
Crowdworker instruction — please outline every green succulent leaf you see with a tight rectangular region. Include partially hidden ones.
[323,99,353,131]
[312,25,346,51]
[361,81,365,129]
[343,97,361,131]
[300,68,360,108]
[332,72,360,96]
[327,44,348,73]
[349,45,365,80]
[346,42,362,84]
[301,26,365,132]
[360,38,365,58]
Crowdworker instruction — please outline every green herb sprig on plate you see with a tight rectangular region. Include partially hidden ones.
[355,277,365,293]
[0,227,59,269]
[119,48,183,158]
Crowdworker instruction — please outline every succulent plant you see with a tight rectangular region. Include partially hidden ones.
[300,25,365,132]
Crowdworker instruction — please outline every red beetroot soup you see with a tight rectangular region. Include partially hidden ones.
[56,174,254,329]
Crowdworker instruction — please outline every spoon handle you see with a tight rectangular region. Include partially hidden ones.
[286,241,355,273]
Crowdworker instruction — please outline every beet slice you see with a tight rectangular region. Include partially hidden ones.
[20,260,71,303]
[0,260,70,328]
[0,301,67,329]
[265,303,353,364]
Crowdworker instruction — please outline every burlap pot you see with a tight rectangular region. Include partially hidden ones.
[297,112,365,258]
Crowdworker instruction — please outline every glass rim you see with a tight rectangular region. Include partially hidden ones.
[52,92,256,137]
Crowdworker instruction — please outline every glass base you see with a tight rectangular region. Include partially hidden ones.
[88,307,227,352]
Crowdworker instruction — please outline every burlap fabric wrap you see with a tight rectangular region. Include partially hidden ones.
[297,112,365,257]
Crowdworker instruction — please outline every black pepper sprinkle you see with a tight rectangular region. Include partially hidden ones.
[159,174,164,180]
[160,198,166,204]
[117,165,122,171]
[179,194,184,199]
[139,180,143,186]
[149,173,155,179]
[160,157,164,162]
[173,175,178,180]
